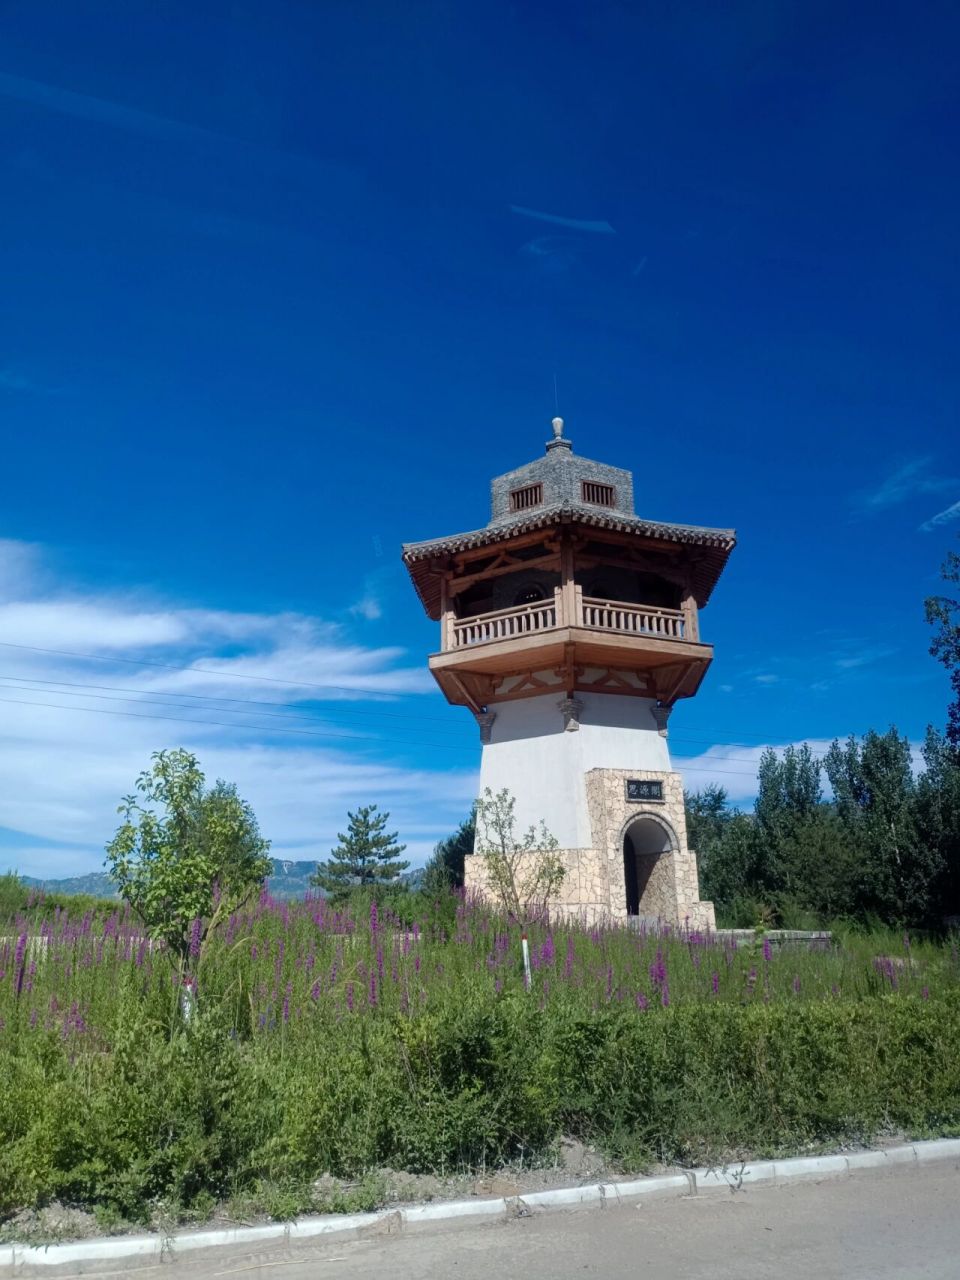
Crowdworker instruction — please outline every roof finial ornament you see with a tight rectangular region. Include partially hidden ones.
[546,415,572,454]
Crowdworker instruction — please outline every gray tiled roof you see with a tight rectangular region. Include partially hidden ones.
[401,429,736,619]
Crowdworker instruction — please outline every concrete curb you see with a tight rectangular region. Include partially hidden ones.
[4,1139,959,1273]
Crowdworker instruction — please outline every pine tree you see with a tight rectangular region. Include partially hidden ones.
[421,805,476,892]
[311,805,409,899]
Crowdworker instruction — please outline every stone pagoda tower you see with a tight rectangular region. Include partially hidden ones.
[402,418,736,927]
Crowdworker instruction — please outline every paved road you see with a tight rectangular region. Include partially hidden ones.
[21,1162,960,1279]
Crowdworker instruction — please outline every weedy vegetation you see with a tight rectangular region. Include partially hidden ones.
[1,887,959,1232]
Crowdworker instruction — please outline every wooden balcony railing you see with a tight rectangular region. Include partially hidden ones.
[579,597,686,639]
[448,590,688,649]
[451,596,558,647]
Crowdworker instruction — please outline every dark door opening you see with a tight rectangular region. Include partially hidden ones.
[623,818,671,916]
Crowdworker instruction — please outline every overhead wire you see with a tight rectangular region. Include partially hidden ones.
[0,690,775,777]
[0,671,840,768]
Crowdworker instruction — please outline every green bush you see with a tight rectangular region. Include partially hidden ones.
[3,894,959,1225]
[2,994,959,1222]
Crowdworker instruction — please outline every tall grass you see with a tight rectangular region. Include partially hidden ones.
[1,891,958,1223]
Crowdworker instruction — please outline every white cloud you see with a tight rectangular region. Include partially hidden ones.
[0,539,45,597]
[675,737,925,806]
[834,645,897,670]
[0,541,472,878]
[509,205,616,234]
[920,499,960,533]
[350,595,383,622]
[858,458,956,512]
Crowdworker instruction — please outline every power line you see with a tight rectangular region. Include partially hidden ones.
[0,640,433,702]
[0,674,837,768]
[0,643,849,770]
[0,672,460,726]
[0,691,769,777]
[0,642,830,745]
[0,692,477,754]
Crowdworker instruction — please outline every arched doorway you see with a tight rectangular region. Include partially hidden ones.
[623,816,674,917]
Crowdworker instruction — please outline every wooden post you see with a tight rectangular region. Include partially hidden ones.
[681,589,699,642]
[440,572,453,649]
[560,533,576,627]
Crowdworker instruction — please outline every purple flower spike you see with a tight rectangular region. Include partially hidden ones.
[711,971,720,996]
[762,936,772,964]
[188,917,202,960]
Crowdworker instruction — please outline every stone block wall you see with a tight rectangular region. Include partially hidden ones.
[464,766,715,930]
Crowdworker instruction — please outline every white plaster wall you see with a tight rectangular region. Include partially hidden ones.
[477,693,671,847]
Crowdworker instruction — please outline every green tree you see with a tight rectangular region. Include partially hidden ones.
[474,787,564,922]
[753,744,823,897]
[421,805,476,893]
[311,805,409,900]
[914,728,960,923]
[824,729,929,925]
[925,537,960,750]
[685,786,759,914]
[105,749,271,971]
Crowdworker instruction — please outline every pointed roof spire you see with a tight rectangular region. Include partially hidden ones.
[546,415,572,453]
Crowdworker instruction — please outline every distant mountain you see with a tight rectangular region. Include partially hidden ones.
[20,859,321,902]
[19,871,119,899]
[19,859,425,902]
[264,859,320,898]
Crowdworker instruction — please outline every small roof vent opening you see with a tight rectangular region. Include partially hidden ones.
[582,480,616,508]
[510,482,543,512]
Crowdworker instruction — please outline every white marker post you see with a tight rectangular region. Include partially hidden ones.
[521,933,532,990]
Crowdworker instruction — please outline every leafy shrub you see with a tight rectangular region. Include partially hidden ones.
[1,895,959,1224]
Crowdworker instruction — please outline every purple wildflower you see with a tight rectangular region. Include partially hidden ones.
[711,971,720,996]
[189,917,202,961]
[636,992,648,1011]
[762,936,772,964]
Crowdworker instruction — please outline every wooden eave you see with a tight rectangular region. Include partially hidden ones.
[402,508,735,619]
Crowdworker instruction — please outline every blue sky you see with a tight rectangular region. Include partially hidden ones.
[1,1,958,877]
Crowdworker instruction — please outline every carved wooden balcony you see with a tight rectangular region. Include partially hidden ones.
[430,585,712,711]
[446,589,690,650]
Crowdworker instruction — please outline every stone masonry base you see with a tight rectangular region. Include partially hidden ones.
[466,767,715,929]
